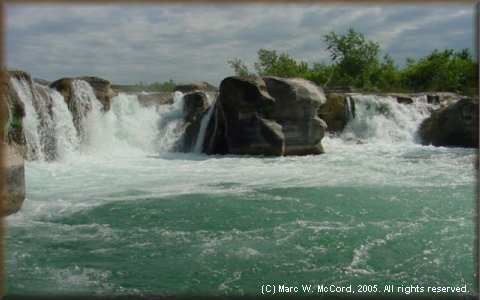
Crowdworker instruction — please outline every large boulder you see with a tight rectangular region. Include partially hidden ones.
[216,76,284,156]
[2,143,26,216]
[418,96,479,148]
[174,81,217,94]
[213,76,328,156]
[263,77,327,155]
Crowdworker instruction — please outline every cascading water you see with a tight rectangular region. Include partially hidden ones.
[49,89,79,160]
[341,95,435,144]
[10,77,49,161]
[8,78,193,161]
[154,91,187,153]
[193,92,217,153]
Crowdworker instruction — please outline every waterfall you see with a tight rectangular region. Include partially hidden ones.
[10,77,49,161]
[193,92,217,153]
[341,95,435,144]
[154,91,186,153]
[345,96,355,121]
[50,89,79,160]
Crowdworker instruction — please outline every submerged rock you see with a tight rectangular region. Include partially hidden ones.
[418,96,479,148]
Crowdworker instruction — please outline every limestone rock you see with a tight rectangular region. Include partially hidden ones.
[318,92,349,133]
[181,91,215,152]
[2,143,26,216]
[263,77,327,155]
[217,76,283,156]
[213,76,328,156]
[418,96,479,148]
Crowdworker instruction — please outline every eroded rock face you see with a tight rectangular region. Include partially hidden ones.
[3,143,26,216]
[318,93,348,134]
[2,71,26,153]
[217,76,283,156]
[263,77,327,155]
[213,76,327,156]
[181,91,215,152]
[418,96,479,148]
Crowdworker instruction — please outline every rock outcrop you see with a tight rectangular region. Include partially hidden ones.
[418,96,479,148]
[211,76,327,156]
[215,76,283,156]
[1,71,30,158]
[318,92,354,134]
[2,143,26,216]
[263,77,327,155]
[174,82,217,94]
[181,91,215,152]
[50,76,117,113]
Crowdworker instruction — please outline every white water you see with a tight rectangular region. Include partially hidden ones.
[8,78,190,160]
[154,91,186,153]
[10,77,45,161]
[50,89,79,160]
[193,92,217,153]
[7,79,457,163]
[341,95,434,144]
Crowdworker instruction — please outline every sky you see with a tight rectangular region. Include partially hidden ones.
[5,3,477,87]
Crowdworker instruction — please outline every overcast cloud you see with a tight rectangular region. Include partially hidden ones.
[5,4,476,87]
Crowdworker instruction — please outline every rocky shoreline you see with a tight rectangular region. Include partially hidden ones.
[1,70,478,216]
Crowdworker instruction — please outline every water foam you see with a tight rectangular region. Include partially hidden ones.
[341,95,433,144]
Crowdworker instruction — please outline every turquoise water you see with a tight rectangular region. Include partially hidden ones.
[4,85,478,297]
[6,144,477,297]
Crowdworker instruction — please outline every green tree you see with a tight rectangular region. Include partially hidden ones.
[401,48,477,94]
[227,58,254,77]
[324,28,381,89]
[374,54,403,91]
[227,49,310,79]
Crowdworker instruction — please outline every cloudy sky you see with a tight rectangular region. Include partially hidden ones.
[5,4,477,87]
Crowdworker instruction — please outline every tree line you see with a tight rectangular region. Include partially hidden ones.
[228,28,478,95]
